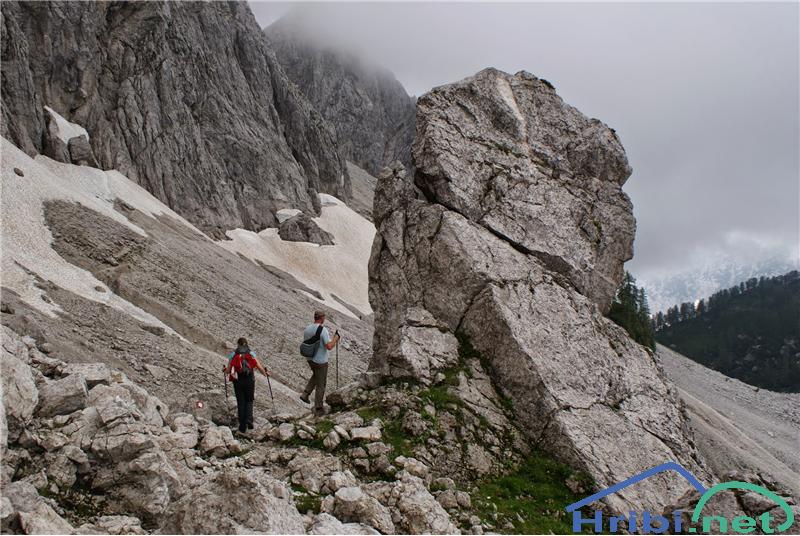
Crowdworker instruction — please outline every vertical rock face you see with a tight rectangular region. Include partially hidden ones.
[266,15,416,176]
[369,68,708,514]
[413,69,635,311]
[1,1,349,237]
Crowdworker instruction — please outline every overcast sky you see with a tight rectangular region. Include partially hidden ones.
[250,2,799,282]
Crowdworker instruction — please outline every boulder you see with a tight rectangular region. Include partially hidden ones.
[308,512,380,535]
[76,515,145,535]
[2,481,74,534]
[323,470,358,494]
[161,468,306,534]
[199,425,241,458]
[278,213,335,245]
[1,349,38,423]
[436,489,459,510]
[288,451,343,494]
[161,413,199,450]
[36,373,88,417]
[350,426,382,442]
[324,430,341,450]
[61,362,117,388]
[368,68,709,514]
[45,452,77,488]
[394,472,459,534]
[412,68,633,311]
[91,449,182,521]
[333,486,395,534]
[67,135,99,167]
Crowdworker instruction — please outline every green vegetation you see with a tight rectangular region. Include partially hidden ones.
[291,484,321,514]
[315,419,335,435]
[356,406,384,423]
[471,452,593,534]
[418,384,462,410]
[608,271,656,349]
[656,271,799,392]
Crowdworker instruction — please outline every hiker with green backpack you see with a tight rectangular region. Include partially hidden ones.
[224,337,270,434]
[299,310,340,416]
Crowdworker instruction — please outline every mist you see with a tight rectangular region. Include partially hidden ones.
[250,1,799,286]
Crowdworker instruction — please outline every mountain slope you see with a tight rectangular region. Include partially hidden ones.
[1,136,372,416]
[1,1,349,238]
[657,345,800,498]
[266,13,416,175]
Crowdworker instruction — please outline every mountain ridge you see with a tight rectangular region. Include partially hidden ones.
[265,13,416,175]
[1,0,349,238]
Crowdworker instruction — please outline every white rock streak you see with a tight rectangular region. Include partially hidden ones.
[43,106,89,143]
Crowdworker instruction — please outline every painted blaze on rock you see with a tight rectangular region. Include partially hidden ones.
[368,68,707,515]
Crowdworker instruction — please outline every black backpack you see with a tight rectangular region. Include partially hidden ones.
[300,325,324,358]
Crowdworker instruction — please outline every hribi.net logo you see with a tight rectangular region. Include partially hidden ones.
[565,462,795,534]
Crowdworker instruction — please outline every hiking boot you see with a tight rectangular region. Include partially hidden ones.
[247,422,254,430]
[300,394,310,404]
[314,408,326,417]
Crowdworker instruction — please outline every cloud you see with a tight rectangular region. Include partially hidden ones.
[250,2,799,281]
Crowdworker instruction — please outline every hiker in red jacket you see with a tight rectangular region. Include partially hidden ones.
[224,337,269,434]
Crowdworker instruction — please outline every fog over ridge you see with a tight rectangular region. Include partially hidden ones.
[251,1,799,298]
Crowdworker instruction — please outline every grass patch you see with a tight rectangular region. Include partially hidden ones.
[381,412,416,457]
[356,406,384,423]
[316,419,335,435]
[471,451,593,534]
[291,484,321,514]
[419,384,462,410]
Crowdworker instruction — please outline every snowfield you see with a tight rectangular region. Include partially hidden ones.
[219,194,375,319]
[1,136,196,330]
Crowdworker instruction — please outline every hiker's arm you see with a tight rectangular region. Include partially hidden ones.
[324,333,340,351]
[255,359,270,377]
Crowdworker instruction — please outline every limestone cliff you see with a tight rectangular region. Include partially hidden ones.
[369,68,708,514]
[1,1,349,237]
[266,15,416,176]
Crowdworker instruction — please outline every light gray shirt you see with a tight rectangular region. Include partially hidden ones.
[303,323,331,364]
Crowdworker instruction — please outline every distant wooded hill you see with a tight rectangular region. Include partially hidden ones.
[655,270,799,392]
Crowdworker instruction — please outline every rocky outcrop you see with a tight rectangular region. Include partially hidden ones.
[161,469,306,534]
[279,213,335,245]
[1,1,350,237]
[266,14,416,175]
[369,68,707,514]
[2,325,469,534]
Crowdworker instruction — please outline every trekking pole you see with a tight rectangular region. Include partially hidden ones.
[266,373,275,412]
[223,368,230,410]
[336,340,340,389]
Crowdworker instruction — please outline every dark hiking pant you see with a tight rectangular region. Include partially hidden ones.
[233,374,255,432]
[303,361,328,412]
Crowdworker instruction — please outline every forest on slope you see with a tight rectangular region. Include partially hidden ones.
[655,270,800,392]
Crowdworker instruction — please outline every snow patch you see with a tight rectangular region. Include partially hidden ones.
[44,106,89,144]
[0,137,191,331]
[219,194,375,319]
[276,208,301,223]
